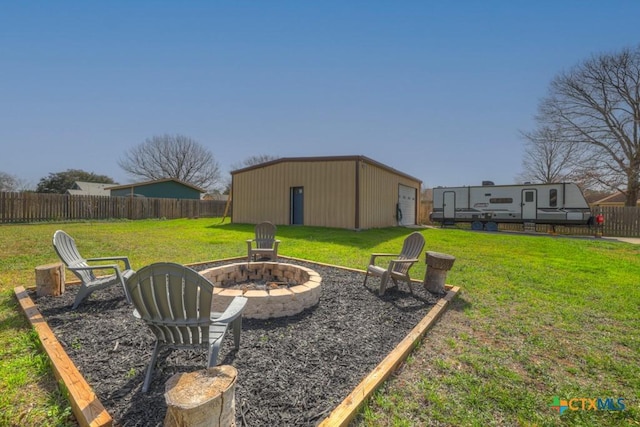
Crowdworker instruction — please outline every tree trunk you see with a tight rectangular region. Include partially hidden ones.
[626,173,639,206]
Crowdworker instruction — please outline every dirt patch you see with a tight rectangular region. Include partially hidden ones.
[31,259,439,427]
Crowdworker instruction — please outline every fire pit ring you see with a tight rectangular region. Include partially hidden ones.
[199,262,322,319]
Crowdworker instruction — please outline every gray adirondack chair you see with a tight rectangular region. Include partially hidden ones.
[247,221,280,262]
[363,231,425,296]
[125,262,248,393]
[52,230,135,309]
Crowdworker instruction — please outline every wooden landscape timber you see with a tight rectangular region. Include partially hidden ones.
[318,283,459,427]
[14,286,112,427]
[14,257,460,427]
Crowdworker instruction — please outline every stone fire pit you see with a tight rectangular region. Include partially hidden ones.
[199,262,321,319]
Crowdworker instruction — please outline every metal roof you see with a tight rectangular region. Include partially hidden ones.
[230,155,422,184]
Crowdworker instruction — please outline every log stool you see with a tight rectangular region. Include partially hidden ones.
[164,365,237,427]
[423,251,455,295]
[35,262,65,297]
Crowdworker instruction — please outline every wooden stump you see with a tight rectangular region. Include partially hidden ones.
[164,365,237,427]
[424,251,455,295]
[36,262,65,297]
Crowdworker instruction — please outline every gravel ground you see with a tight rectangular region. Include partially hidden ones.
[31,258,438,427]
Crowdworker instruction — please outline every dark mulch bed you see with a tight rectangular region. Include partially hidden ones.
[31,258,439,427]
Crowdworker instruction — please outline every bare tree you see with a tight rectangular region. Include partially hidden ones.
[119,134,222,191]
[0,171,19,191]
[225,155,280,193]
[230,154,280,171]
[537,45,640,206]
[518,125,582,184]
[0,171,31,192]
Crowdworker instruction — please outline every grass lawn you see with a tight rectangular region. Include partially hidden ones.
[0,218,638,426]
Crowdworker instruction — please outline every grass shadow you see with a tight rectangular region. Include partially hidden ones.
[205,222,427,250]
[448,294,471,312]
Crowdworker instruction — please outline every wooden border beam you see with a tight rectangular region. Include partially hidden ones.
[318,285,460,426]
[14,286,112,427]
[14,256,459,427]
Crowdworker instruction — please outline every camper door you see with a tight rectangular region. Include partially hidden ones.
[521,189,537,220]
[443,191,456,221]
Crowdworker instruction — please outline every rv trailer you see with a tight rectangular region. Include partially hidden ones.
[430,182,591,230]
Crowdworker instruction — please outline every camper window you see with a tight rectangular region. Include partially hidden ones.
[549,189,558,207]
[489,197,513,204]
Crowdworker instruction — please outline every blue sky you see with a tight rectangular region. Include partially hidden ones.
[2,1,639,189]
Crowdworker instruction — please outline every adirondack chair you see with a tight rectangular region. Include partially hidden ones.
[247,221,280,262]
[363,231,425,296]
[52,230,135,309]
[125,262,248,392]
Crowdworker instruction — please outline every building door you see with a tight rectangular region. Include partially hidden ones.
[398,185,417,226]
[522,189,537,221]
[290,187,304,225]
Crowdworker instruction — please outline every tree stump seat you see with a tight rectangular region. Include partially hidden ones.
[423,251,456,295]
[164,365,237,427]
[35,262,65,297]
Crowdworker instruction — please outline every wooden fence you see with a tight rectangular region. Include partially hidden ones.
[0,192,229,223]
[593,205,640,237]
[1,192,638,236]
[419,201,640,237]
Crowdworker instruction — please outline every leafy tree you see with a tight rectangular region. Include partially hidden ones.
[534,44,640,206]
[119,134,222,191]
[36,169,115,194]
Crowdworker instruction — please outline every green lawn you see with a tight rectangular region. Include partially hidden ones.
[0,219,638,426]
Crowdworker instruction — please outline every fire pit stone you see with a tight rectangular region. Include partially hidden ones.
[200,262,322,319]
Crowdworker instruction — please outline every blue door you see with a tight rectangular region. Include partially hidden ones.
[290,187,304,225]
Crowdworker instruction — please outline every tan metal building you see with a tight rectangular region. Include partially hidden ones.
[231,155,422,229]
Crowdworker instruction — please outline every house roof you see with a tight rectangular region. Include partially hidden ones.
[584,192,608,204]
[66,181,112,196]
[230,155,422,184]
[592,191,640,205]
[106,178,206,193]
